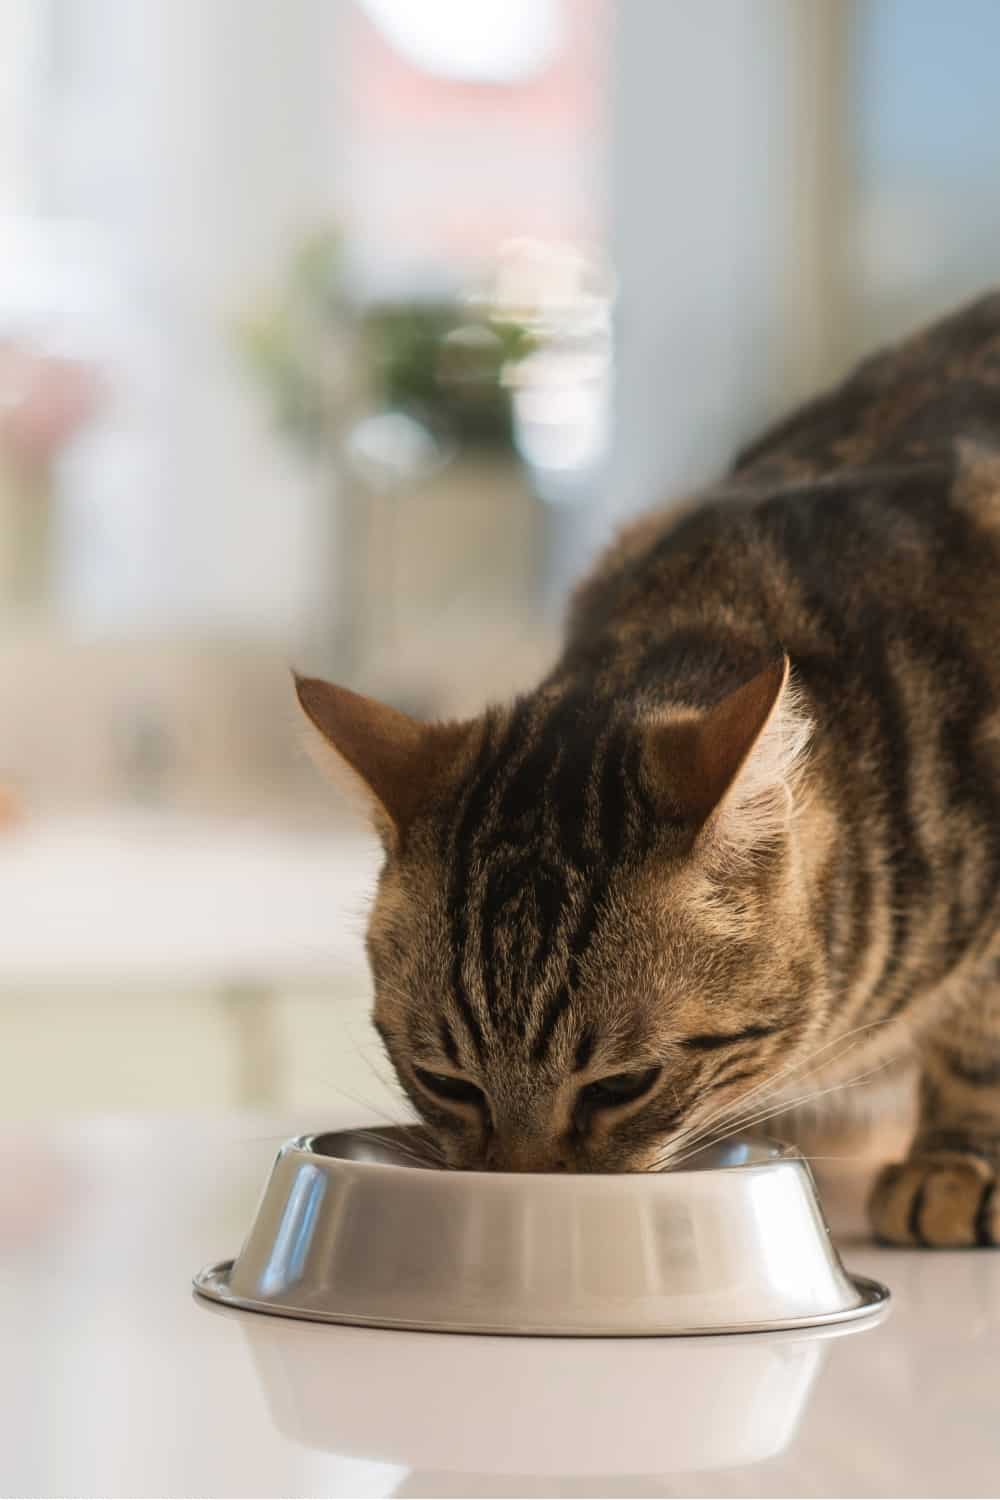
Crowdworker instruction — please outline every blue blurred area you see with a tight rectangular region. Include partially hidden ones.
[857,0,1000,179]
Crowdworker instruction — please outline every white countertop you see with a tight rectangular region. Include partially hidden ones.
[1,1113,998,1498]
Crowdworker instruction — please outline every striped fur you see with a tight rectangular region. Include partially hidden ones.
[301,293,1000,1237]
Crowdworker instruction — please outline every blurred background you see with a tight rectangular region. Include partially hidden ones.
[1,0,999,1123]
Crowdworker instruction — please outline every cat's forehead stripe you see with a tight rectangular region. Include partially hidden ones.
[440,693,656,1063]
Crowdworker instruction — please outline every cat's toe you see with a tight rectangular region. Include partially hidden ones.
[868,1151,998,1247]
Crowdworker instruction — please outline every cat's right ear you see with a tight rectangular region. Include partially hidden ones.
[293,674,475,850]
[643,654,811,856]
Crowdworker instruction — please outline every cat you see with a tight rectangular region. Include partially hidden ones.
[297,291,1000,1247]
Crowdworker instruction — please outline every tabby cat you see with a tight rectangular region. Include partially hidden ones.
[297,292,1000,1247]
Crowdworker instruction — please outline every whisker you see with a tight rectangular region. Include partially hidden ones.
[663,1022,863,1151]
[354,1126,448,1168]
[658,1065,891,1169]
[654,1017,895,1161]
[653,1058,898,1171]
[233,1132,306,1146]
[291,1071,419,1133]
[650,1048,896,1168]
[229,1127,448,1169]
[343,1021,411,1103]
[794,1152,877,1163]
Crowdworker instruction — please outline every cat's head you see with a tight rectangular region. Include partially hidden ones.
[296,656,822,1171]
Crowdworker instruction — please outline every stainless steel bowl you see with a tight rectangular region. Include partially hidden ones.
[194,1127,888,1336]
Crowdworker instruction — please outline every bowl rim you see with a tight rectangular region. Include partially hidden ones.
[290,1126,804,1182]
[193,1260,891,1337]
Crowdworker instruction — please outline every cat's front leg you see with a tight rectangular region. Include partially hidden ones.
[868,978,1000,1247]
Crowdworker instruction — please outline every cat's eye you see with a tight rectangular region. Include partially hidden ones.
[576,1066,662,1118]
[414,1066,485,1110]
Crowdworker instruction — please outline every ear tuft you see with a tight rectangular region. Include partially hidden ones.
[714,658,812,854]
[644,655,811,856]
[293,674,474,848]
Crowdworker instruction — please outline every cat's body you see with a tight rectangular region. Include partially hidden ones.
[299,292,1000,1246]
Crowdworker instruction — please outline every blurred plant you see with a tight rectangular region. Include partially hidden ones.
[364,304,534,450]
[234,229,588,674]
[235,228,360,457]
[478,238,616,486]
[235,226,535,459]
[479,236,616,342]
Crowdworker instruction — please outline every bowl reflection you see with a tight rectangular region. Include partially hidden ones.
[218,1306,885,1476]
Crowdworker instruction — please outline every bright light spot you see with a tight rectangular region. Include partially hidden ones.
[482,239,616,485]
[482,237,616,340]
[510,347,611,480]
[359,0,564,84]
[346,409,453,489]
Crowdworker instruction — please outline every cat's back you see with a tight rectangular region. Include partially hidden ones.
[569,292,1000,674]
[735,288,1000,479]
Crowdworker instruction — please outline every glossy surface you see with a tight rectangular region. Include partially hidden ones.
[2,1113,1000,1498]
[196,1127,886,1335]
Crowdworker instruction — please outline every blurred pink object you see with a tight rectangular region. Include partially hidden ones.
[0,1131,76,1248]
[0,340,102,471]
[0,784,22,830]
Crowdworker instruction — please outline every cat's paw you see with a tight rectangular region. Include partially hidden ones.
[868,1150,999,1247]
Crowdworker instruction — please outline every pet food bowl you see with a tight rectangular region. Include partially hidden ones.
[194,1127,888,1336]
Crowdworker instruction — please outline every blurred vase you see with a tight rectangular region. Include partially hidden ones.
[0,341,101,617]
[338,407,455,672]
[0,461,53,614]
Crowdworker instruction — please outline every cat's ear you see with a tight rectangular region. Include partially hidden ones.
[294,675,474,850]
[644,655,810,852]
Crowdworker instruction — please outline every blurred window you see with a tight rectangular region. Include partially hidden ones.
[848,0,1000,346]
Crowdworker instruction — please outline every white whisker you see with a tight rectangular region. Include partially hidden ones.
[653,1057,898,1171]
[652,1017,894,1162]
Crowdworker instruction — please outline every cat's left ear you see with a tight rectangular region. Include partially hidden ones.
[294,675,476,850]
[644,654,811,852]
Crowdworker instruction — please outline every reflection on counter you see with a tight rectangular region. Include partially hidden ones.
[226,1305,886,1479]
